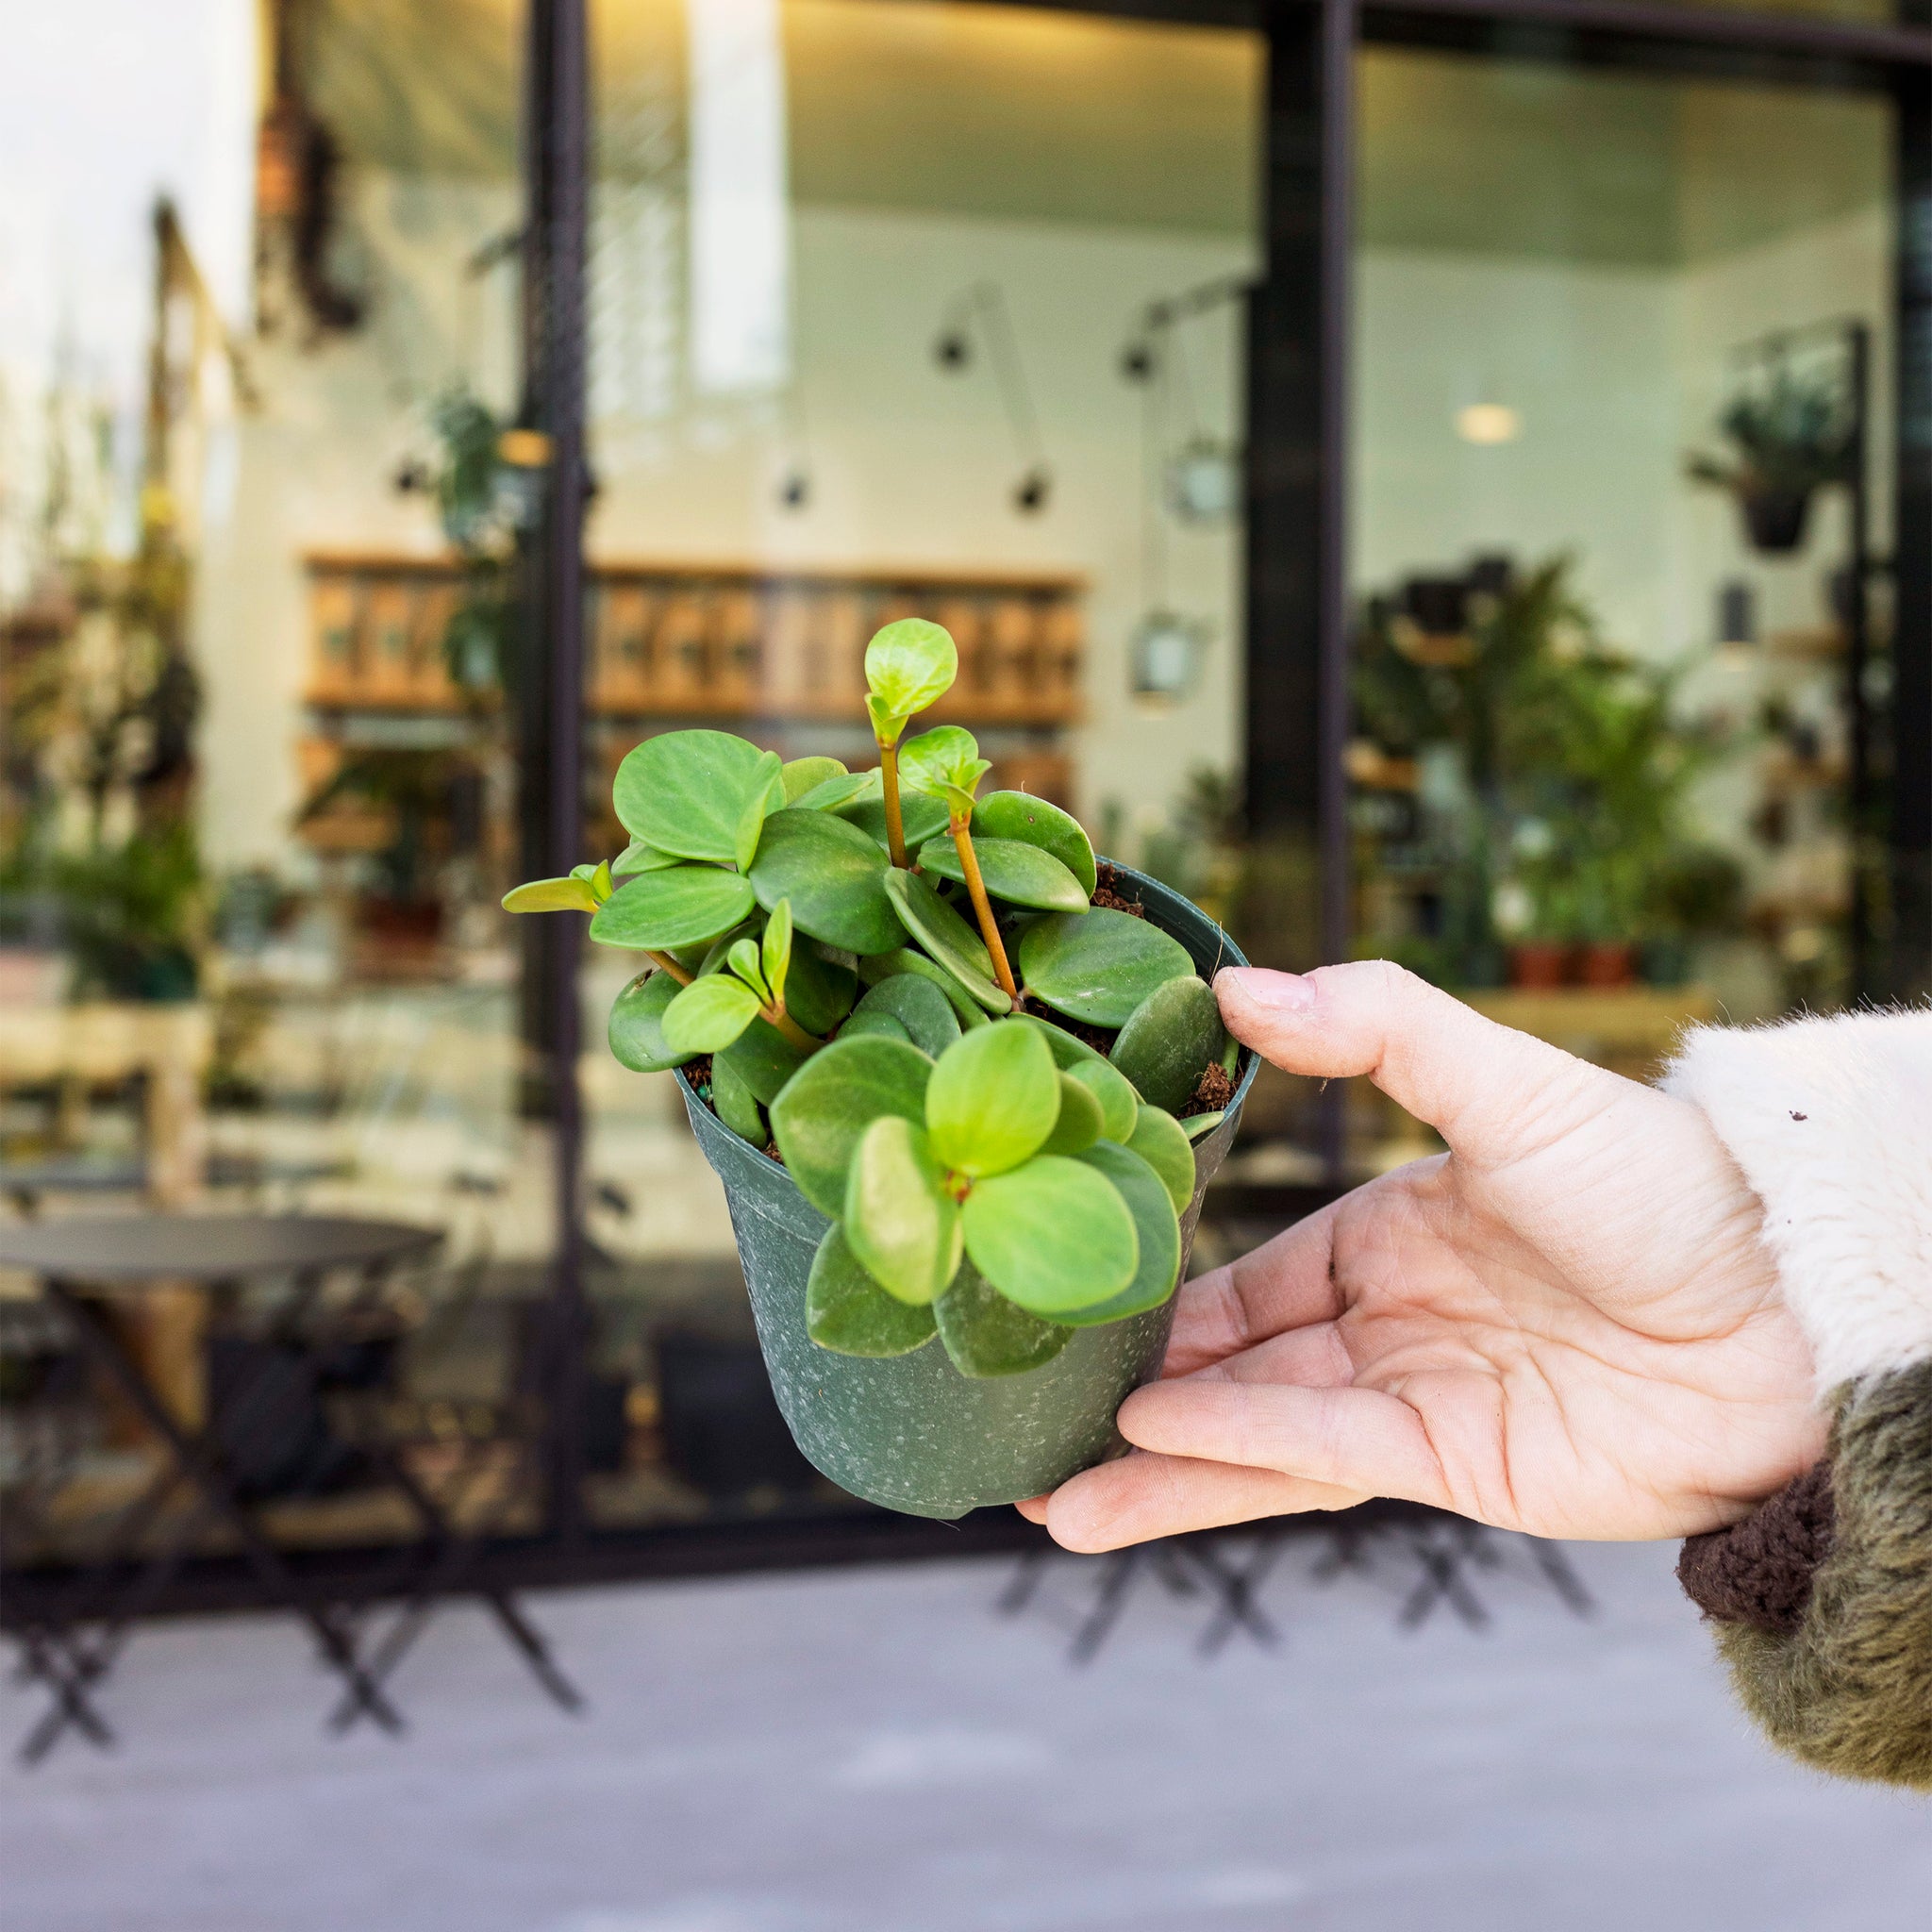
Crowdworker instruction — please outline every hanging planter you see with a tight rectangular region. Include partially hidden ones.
[507,622,1255,1520]
[1737,484,1815,556]
[1687,364,1853,559]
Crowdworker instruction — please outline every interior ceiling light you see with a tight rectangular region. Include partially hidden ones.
[1456,403,1523,445]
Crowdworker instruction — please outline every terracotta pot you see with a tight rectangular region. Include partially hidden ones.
[676,862,1257,1521]
[1577,941,1639,989]
[1507,941,1571,991]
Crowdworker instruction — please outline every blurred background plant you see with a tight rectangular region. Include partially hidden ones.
[395,382,525,703]
[0,489,207,1003]
[1351,555,1744,988]
[1685,363,1855,555]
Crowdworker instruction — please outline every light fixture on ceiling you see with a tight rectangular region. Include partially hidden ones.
[1456,403,1523,445]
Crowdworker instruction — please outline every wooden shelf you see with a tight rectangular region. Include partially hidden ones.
[302,550,1085,730]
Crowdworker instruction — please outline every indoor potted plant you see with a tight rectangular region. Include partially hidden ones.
[507,620,1255,1518]
[1686,366,1854,556]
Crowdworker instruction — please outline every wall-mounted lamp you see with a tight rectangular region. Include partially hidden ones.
[932,282,1054,519]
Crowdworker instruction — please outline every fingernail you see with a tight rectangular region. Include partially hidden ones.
[1215,967,1314,1014]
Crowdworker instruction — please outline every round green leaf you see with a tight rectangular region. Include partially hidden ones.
[734,749,786,871]
[718,1018,810,1106]
[864,619,958,722]
[840,1008,913,1044]
[961,1156,1140,1317]
[843,1117,962,1307]
[807,1225,938,1357]
[836,791,950,855]
[760,898,792,1005]
[748,808,907,956]
[858,949,991,1028]
[612,730,773,862]
[1017,909,1193,1026]
[1183,1110,1225,1142]
[607,969,691,1074]
[1014,1013,1105,1070]
[847,974,961,1058]
[781,942,857,1038]
[899,725,988,805]
[915,835,1089,913]
[1068,1058,1141,1144]
[1038,1072,1103,1157]
[768,1035,934,1217]
[727,938,768,1001]
[925,1022,1058,1177]
[791,771,874,813]
[590,866,757,951]
[1108,974,1226,1113]
[972,791,1097,897]
[503,874,598,914]
[1126,1103,1196,1215]
[934,1259,1072,1377]
[880,869,1008,1014]
[612,839,682,875]
[661,974,763,1054]
[1058,1141,1182,1327]
[710,1054,767,1145]
[780,756,847,804]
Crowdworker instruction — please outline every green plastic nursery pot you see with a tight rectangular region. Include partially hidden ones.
[675,862,1259,1521]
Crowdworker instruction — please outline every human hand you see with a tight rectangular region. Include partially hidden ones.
[1019,962,1825,1552]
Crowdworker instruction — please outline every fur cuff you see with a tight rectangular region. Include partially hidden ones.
[1663,1008,1932,1390]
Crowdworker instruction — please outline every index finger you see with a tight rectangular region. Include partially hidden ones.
[1162,1196,1343,1378]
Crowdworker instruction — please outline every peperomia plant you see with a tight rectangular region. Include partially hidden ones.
[507,619,1240,1379]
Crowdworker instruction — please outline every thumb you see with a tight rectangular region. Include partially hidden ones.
[1216,960,1612,1161]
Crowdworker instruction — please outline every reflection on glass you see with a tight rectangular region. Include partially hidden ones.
[1350,51,1892,1174]
[0,0,544,1559]
[580,0,1261,1526]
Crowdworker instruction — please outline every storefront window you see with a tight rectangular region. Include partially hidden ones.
[578,0,1262,1526]
[1349,48,1893,1172]
[1,0,548,1556]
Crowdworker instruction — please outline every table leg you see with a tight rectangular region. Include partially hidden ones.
[46,1281,404,1735]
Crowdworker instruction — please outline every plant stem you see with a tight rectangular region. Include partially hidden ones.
[645,950,693,986]
[765,1003,822,1054]
[880,742,908,868]
[949,814,1018,1004]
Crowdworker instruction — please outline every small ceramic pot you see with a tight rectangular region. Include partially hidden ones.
[1739,486,1814,556]
[677,862,1259,1520]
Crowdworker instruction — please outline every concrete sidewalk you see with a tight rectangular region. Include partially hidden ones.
[5,1534,1927,1932]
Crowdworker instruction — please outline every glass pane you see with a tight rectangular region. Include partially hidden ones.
[1352,49,1893,1174]
[580,0,1261,1528]
[0,2,548,1560]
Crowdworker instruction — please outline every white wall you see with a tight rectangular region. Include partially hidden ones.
[195,190,1255,867]
[1353,249,1682,656]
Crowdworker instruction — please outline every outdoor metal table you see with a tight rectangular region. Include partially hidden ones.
[0,1214,578,1762]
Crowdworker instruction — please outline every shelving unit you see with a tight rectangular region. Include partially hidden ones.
[298,551,1086,863]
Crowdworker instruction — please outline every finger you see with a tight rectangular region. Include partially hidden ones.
[1042,1451,1365,1553]
[1215,960,1614,1163]
[1014,1494,1050,1524]
[1194,1320,1354,1389]
[1162,1205,1343,1376]
[1117,1377,1449,1507]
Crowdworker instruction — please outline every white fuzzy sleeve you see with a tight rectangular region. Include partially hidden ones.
[1662,1008,1932,1391]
